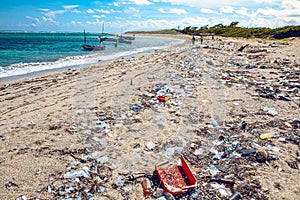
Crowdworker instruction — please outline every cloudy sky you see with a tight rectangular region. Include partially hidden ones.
[0,0,299,33]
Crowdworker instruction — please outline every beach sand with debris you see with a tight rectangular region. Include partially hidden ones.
[0,35,299,200]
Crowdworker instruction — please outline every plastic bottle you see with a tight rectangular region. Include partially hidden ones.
[229,192,242,200]
[259,133,274,139]
[141,178,152,197]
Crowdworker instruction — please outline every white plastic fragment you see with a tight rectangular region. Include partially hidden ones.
[64,170,91,179]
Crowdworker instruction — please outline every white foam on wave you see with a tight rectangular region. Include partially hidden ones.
[0,39,183,79]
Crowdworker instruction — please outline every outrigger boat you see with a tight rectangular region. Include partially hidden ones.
[117,28,133,44]
[121,35,135,40]
[118,35,132,44]
[81,30,105,51]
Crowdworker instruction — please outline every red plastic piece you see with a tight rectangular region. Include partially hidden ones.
[155,156,197,196]
[157,96,166,102]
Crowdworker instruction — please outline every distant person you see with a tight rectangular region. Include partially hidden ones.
[212,35,214,40]
[192,35,195,45]
[200,36,203,44]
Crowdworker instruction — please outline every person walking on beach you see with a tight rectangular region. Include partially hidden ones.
[192,35,195,45]
[200,36,203,44]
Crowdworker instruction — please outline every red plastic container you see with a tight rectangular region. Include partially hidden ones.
[155,156,197,196]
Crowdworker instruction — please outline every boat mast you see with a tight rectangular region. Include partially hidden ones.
[84,29,87,45]
[100,22,105,46]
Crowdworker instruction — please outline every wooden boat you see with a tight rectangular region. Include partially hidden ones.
[81,44,105,51]
[81,30,105,51]
[103,38,117,42]
[122,35,135,40]
[118,36,132,44]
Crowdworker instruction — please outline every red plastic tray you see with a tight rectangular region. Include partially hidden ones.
[155,156,197,196]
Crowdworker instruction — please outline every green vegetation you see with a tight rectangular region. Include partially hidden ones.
[127,22,300,39]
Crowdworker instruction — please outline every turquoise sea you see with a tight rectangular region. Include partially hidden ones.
[0,32,183,80]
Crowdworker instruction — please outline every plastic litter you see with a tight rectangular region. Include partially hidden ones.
[155,156,197,196]
[64,170,91,179]
[209,177,235,188]
[229,192,242,200]
[116,176,125,187]
[207,164,220,176]
[263,107,278,116]
[260,133,274,139]
[146,141,156,150]
[141,178,152,197]
[96,155,109,165]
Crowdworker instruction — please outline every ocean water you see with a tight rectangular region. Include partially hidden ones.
[0,32,183,80]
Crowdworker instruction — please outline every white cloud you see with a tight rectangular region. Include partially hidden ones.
[124,7,140,14]
[220,6,234,13]
[63,5,79,10]
[200,8,217,14]
[281,0,300,9]
[235,7,248,16]
[113,2,120,6]
[170,8,188,14]
[45,10,65,18]
[256,7,300,19]
[96,9,111,14]
[26,16,40,23]
[159,0,230,7]
[93,15,102,19]
[71,21,83,26]
[158,8,187,14]
[110,9,121,13]
[71,9,81,14]
[255,0,278,3]
[39,8,50,12]
[158,8,166,13]
[129,0,152,5]
[115,16,233,31]
[42,16,57,24]
[86,9,95,14]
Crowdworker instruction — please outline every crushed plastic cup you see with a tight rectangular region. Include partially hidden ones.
[207,164,220,176]
[263,107,278,116]
[64,170,91,179]
[146,141,156,150]
[211,118,218,127]
[116,176,125,187]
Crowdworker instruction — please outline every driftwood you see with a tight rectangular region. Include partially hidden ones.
[238,43,249,51]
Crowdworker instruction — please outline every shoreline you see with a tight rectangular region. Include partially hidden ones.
[0,34,299,199]
[0,34,186,83]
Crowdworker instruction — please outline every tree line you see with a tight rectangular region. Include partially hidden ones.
[127,22,300,39]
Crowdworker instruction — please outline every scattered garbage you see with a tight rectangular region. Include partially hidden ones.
[2,38,299,200]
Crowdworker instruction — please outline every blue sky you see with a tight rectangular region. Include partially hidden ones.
[0,0,299,33]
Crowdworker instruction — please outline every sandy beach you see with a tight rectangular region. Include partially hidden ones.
[0,34,299,200]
